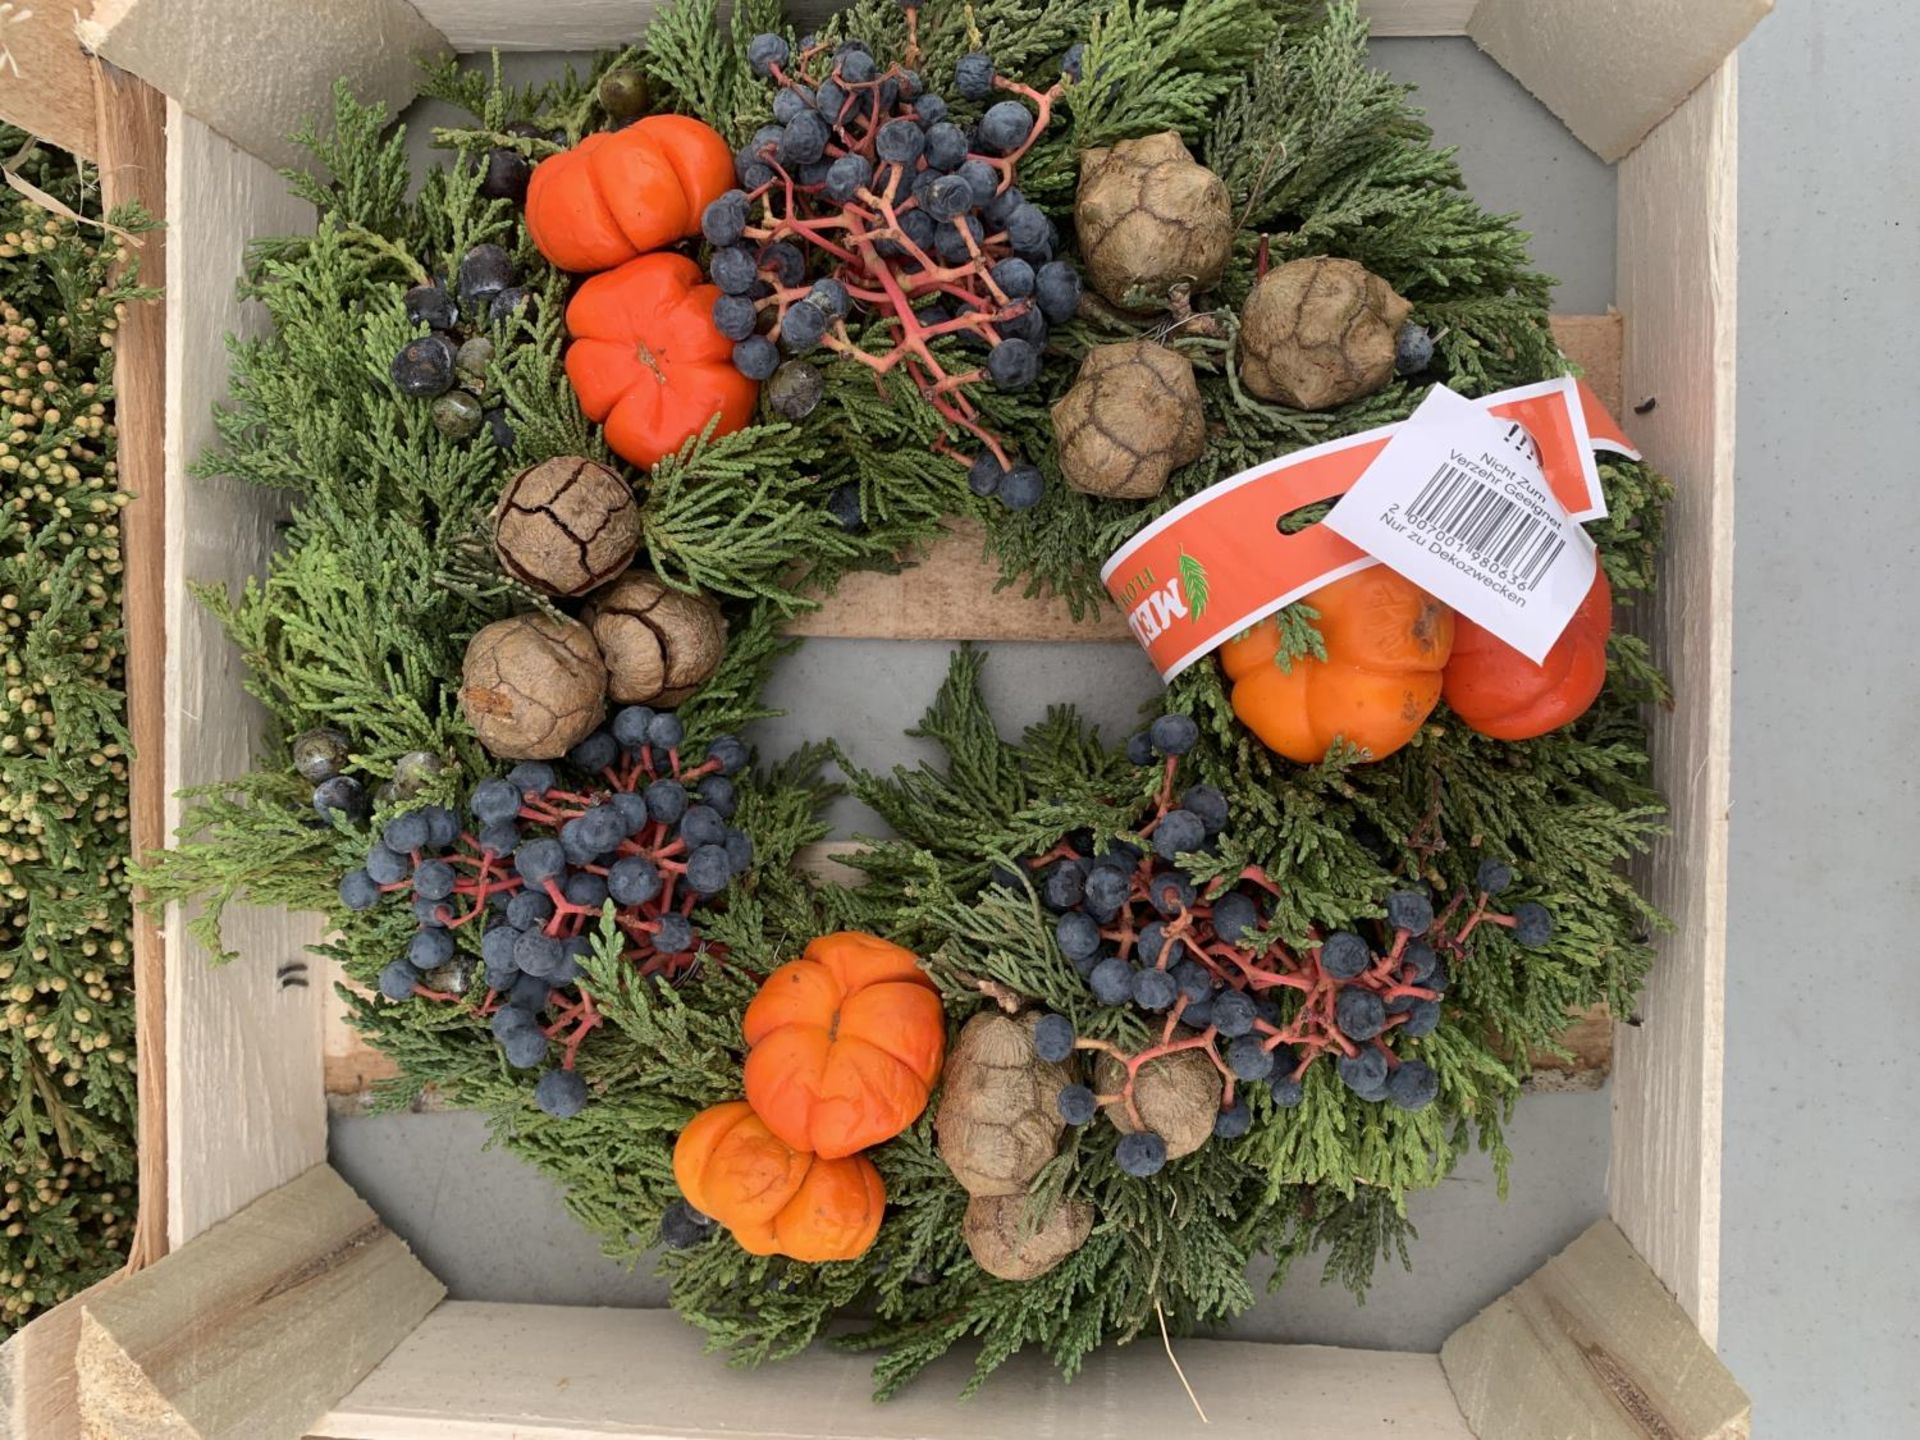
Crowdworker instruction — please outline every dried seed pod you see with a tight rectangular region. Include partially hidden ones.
[493,456,642,597]
[459,613,608,761]
[1238,256,1413,411]
[1051,341,1207,500]
[1075,132,1233,311]
[936,1012,1074,1197]
[964,1192,1095,1281]
[1094,1043,1221,1160]
[581,570,726,708]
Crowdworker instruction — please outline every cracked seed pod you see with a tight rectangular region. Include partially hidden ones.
[459,613,608,761]
[1051,341,1207,500]
[964,1192,1095,1281]
[1238,257,1413,410]
[493,456,642,598]
[581,571,726,708]
[1076,132,1233,311]
[1094,1043,1221,1160]
[936,1012,1075,1197]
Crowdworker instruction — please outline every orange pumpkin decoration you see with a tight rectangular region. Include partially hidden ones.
[525,116,735,273]
[1444,565,1612,740]
[1220,566,1454,764]
[563,253,760,470]
[742,932,946,1160]
[673,1101,886,1262]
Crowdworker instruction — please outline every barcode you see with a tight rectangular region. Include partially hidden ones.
[1405,463,1567,592]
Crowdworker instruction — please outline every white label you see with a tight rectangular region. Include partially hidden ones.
[1323,385,1596,664]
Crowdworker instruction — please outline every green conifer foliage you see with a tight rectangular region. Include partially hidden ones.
[0,128,154,1331]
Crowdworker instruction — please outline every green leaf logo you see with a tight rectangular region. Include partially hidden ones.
[1178,551,1209,622]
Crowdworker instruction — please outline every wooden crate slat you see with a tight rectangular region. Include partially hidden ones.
[79,0,448,173]
[1607,60,1738,1342]
[313,1301,1472,1439]
[0,5,97,158]
[74,1165,443,1440]
[1469,0,1770,162]
[1440,1219,1750,1439]
[162,107,331,1248]
[0,1277,118,1440]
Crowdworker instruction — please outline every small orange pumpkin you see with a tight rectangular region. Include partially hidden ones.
[563,252,760,470]
[742,932,946,1160]
[1220,566,1454,764]
[525,116,735,273]
[673,1101,886,1262]
[1444,566,1612,741]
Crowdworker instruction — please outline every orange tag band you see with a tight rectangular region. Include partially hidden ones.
[1102,377,1638,680]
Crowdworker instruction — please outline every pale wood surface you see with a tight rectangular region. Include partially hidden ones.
[313,1301,1472,1439]
[1440,1219,1750,1439]
[1469,0,1769,162]
[93,58,172,1274]
[163,108,330,1247]
[75,1165,443,1440]
[0,1278,119,1440]
[0,4,97,158]
[1607,60,1738,1345]
[79,0,448,173]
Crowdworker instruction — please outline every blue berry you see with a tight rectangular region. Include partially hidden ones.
[378,960,417,1000]
[1319,931,1372,980]
[1132,966,1178,1012]
[1057,1083,1097,1126]
[1386,889,1434,936]
[1402,999,1442,1037]
[508,971,552,1013]
[365,843,409,885]
[706,734,749,775]
[1116,1131,1167,1178]
[825,153,873,203]
[1338,1047,1389,1097]
[506,890,553,931]
[914,94,949,126]
[1211,891,1258,945]
[957,158,999,208]
[1153,809,1206,861]
[998,464,1044,510]
[482,923,521,970]
[1213,1101,1252,1139]
[814,78,847,121]
[506,761,555,799]
[313,775,370,823]
[1212,989,1257,1038]
[408,928,455,970]
[1182,995,1214,1029]
[875,119,925,165]
[339,869,380,911]
[608,856,662,907]
[413,859,456,902]
[1125,730,1156,766]
[611,706,656,751]
[1386,1059,1439,1111]
[404,284,458,332]
[837,48,876,84]
[1042,860,1085,911]
[955,51,996,99]
[653,914,694,954]
[391,334,456,397]
[771,85,814,125]
[1426,959,1450,997]
[644,778,688,825]
[535,1069,590,1118]
[780,299,830,354]
[710,245,759,295]
[1061,43,1087,82]
[1512,902,1554,948]
[1227,1034,1275,1082]
[1268,1071,1304,1107]
[681,804,727,848]
[1150,713,1200,756]
[976,100,1031,155]
[1004,203,1050,253]
[491,1004,536,1049]
[983,185,1026,228]
[565,871,610,910]
[923,121,968,171]
[827,482,864,531]
[514,930,563,978]
[1335,988,1387,1041]
[809,278,850,317]
[1136,920,1183,968]
[1402,940,1438,983]
[734,336,780,380]
[1394,323,1435,377]
[421,804,459,848]
[986,338,1039,391]
[747,33,789,76]
[1475,858,1513,895]
[470,778,522,827]
[457,245,513,308]
[712,294,758,341]
[1182,785,1228,836]
[382,811,430,855]
[1033,1013,1075,1063]
[723,828,755,874]
[413,895,450,928]
[1172,960,1213,1004]
[1148,871,1195,916]
[991,257,1035,299]
[1083,863,1130,914]
[1056,911,1101,961]
[660,1199,713,1249]
[568,730,619,774]
[1089,956,1134,1006]
[686,844,734,895]
[697,776,736,819]
[778,112,830,165]
[515,838,566,885]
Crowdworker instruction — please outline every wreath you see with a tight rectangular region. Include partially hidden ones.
[146,0,1671,1400]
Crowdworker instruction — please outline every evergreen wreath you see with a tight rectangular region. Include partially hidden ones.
[143,0,1672,1398]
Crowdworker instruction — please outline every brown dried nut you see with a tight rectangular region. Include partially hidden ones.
[459,613,608,761]
[963,1192,1094,1281]
[1094,1043,1221,1160]
[1237,256,1413,411]
[1051,341,1207,500]
[1076,132,1233,311]
[580,571,726,708]
[493,456,642,598]
[935,1012,1074,1197]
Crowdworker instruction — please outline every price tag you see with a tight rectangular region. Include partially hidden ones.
[1323,385,1596,663]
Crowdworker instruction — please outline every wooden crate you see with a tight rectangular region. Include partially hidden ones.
[0,1,1763,1435]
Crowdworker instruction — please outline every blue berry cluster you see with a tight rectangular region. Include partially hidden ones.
[387,242,529,447]
[336,711,752,1118]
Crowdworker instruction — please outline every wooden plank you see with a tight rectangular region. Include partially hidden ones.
[163,106,330,1247]
[75,1165,444,1440]
[92,57,172,1274]
[314,1301,1471,1439]
[1363,0,1479,37]
[1440,1219,1750,1439]
[1607,60,1737,1344]
[0,1278,119,1440]
[78,0,448,173]
[1469,0,1769,162]
[795,315,1620,641]
[0,3,97,157]
[1525,1001,1612,1091]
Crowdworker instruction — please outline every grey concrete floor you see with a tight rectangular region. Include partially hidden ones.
[340,37,1620,1353]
